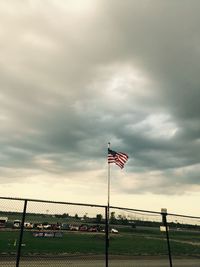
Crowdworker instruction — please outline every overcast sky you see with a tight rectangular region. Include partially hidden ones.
[0,0,200,216]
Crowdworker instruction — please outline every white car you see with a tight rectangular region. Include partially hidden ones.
[69,225,79,231]
[111,228,119,233]
[43,224,52,230]
[13,220,21,228]
[36,224,44,230]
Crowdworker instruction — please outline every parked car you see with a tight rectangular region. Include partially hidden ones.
[88,225,99,232]
[51,223,61,230]
[111,228,119,233]
[36,224,44,230]
[13,220,21,229]
[69,224,79,231]
[79,224,88,231]
[43,224,52,230]
[24,222,34,229]
[61,223,70,230]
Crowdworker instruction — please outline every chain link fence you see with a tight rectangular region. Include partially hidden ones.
[0,197,200,267]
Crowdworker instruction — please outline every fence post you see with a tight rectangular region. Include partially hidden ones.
[105,206,109,267]
[16,199,27,267]
[161,208,173,267]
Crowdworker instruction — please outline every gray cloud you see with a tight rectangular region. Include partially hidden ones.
[0,0,200,195]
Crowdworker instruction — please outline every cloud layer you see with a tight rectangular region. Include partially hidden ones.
[0,0,200,199]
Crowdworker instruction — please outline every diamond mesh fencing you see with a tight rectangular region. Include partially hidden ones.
[108,207,200,267]
[0,197,200,267]
[0,198,106,267]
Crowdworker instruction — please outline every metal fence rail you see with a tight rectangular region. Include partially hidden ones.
[0,196,200,267]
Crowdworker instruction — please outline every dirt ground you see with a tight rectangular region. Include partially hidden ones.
[1,257,200,267]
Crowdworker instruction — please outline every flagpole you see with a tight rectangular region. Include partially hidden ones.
[106,144,128,266]
[107,142,111,213]
[106,142,111,267]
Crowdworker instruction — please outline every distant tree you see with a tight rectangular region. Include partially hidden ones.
[117,215,122,220]
[110,212,116,224]
[117,214,129,225]
[83,213,88,221]
[55,213,69,218]
[62,213,69,218]
[74,213,79,219]
[96,214,103,223]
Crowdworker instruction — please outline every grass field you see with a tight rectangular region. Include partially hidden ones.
[0,227,200,257]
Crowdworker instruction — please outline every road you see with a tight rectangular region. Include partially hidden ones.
[1,258,200,267]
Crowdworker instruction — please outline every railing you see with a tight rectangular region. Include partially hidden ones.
[0,196,200,267]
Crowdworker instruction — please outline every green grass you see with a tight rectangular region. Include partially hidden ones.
[168,230,200,242]
[0,228,200,256]
[109,231,200,256]
[0,231,105,255]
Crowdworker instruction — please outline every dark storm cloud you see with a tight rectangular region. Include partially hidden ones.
[0,0,200,193]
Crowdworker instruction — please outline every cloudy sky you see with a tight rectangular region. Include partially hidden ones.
[1,0,200,216]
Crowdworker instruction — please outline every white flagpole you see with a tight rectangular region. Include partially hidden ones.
[107,142,111,214]
[106,142,111,267]
[107,142,111,250]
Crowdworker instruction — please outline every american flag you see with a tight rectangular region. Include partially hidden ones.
[108,148,128,169]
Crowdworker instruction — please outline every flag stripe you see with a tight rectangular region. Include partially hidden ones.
[108,148,128,169]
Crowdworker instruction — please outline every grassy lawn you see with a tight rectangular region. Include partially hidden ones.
[109,231,200,256]
[0,231,105,255]
[168,230,200,242]
[0,228,200,256]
